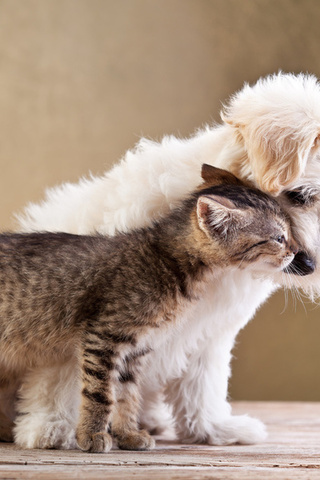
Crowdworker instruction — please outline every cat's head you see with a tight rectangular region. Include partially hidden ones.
[194,164,298,273]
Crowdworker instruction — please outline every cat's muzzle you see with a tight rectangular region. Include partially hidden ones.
[284,251,316,276]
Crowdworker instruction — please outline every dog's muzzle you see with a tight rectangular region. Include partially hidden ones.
[284,251,316,276]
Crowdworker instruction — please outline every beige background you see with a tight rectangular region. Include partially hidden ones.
[0,0,320,400]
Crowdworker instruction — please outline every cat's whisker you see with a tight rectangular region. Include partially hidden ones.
[280,267,309,316]
[281,272,295,313]
[282,286,289,313]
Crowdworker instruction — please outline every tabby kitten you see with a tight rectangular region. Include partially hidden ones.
[0,165,297,453]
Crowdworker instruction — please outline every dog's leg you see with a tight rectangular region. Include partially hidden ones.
[139,387,174,436]
[165,330,266,445]
[163,272,275,445]
[14,358,80,449]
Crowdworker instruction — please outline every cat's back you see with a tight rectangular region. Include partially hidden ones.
[0,232,112,322]
[0,231,101,254]
[0,232,112,269]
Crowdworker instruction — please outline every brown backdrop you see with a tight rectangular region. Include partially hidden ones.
[1,0,320,400]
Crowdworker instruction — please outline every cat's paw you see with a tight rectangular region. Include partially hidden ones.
[76,428,112,453]
[206,415,267,445]
[116,429,155,450]
[14,416,77,449]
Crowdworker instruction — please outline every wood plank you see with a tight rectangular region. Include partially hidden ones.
[0,402,319,479]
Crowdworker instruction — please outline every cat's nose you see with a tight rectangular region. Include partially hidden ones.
[285,251,316,276]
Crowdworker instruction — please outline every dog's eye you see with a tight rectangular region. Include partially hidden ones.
[285,188,314,206]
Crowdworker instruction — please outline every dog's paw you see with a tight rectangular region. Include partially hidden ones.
[116,429,155,450]
[206,415,267,445]
[180,414,267,446]
[14,416,77,450]
[76,428,112,453]
[139,405,173,436]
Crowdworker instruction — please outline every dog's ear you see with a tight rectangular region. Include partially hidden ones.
[238,126,315,195]
[201,164,243,186]
[243,127,314,195]
[221,74,320,195]
[223,112,317,195]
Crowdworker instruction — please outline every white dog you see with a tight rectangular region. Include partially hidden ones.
[4,72,320,449]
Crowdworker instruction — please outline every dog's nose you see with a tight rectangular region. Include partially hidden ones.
[284,251,316,276]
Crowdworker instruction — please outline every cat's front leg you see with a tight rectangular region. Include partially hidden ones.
[76,360,115,453]
[166,332,266,445]
[76,398,112,453]
[76,341,120,453]
[112,351,155,451]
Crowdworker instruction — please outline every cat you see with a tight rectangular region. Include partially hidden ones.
[0,165,297,452]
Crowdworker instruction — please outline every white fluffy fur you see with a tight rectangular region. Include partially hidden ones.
[6,72,320,449]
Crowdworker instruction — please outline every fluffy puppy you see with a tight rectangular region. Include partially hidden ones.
[6,72,320,450]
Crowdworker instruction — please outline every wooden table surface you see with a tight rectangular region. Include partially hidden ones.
[1,402,320,479]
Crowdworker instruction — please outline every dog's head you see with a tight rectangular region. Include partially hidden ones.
[222,72,320,196]
[220,73,320,293]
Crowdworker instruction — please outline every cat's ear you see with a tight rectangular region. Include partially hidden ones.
[201,164,242,186]
[197,194,248,238]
